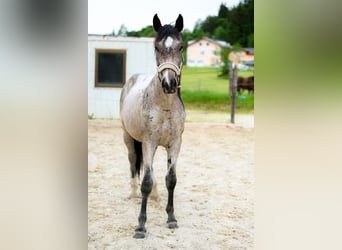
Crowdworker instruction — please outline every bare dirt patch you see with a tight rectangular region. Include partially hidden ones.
[88,118,254,249]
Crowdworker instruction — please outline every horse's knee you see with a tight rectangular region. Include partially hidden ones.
[166,167,177,190]
[141,170,153,196]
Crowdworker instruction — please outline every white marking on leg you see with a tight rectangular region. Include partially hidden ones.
[130,177,138,198]
[164,36,174,48]
[150,180,160,201]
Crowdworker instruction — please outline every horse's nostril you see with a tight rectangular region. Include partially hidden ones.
[171,79,177,88]
[161,79,167,88]
[161,78,177,93]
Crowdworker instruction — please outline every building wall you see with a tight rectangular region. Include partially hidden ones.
[88,36,156,118]
[187,38,221,67]
[229,50,254,62]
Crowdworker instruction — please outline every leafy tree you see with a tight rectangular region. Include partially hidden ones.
[214,26,226,41]
[218,3,229,19]
[126,30,140,37]
[117,24,127,37]
[182,29,194,64]
[219,47,231,77]
[232,42,242,52]
[201,16,218,34]
[248,33,254,47]
[139,25,155,37]
[108,0,253,71]
[214,18,230,41]
[192,19,206,39]
[116,0,254,52]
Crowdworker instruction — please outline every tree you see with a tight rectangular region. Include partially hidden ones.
[120,1,253,47]
[201,16,218,34]
[248,33,254,47]
[214,26,227,41]
[126,25,155,37]
[139,25,155,37]
[218,3,229,19]
[117,24,127,37]
[219,47,231,77]
[232,42,242,52]
[214,18,230,41]
[182,29,194,65]
[126,30,140,37]
[192,19,206,39]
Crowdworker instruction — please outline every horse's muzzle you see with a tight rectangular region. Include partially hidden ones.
[158,62,181,94]
[162,78,178,94]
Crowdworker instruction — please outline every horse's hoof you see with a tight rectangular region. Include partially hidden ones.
[167,221,178,229]
[133,227,146,239]
[133,231,146,239]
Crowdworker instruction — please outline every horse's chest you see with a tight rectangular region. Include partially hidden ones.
[148,110,184,146]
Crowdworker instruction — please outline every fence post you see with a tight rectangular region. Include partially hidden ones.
[229,62,238,124]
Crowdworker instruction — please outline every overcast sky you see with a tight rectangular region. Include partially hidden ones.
[88,0,242,34]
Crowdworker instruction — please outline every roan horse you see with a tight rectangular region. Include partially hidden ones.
[120,14,185,239]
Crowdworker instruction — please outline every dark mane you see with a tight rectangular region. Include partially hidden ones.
[156,25,180,41]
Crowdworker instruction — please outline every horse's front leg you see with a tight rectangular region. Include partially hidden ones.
[165,139,181,229]
[133,142,157,239]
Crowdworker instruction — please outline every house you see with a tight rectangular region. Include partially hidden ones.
[88,35,156,118]
[186,37,232,67]
[229,48,254,70]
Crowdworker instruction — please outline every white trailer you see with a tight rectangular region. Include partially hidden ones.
[88,35,156,118]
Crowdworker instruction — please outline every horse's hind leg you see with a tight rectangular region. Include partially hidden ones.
[150,172,160,201]
[123,131,141,198]
[149,185,159,202]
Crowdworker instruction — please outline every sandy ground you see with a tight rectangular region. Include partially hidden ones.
[88,115,254,249]
[184,110,254,128]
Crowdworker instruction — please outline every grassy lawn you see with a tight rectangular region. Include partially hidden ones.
[181,66,254,113]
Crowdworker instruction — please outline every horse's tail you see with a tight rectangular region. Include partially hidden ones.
[133,139,143,178]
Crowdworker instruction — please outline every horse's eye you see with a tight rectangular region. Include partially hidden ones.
[155,46,159,52]
[179,46,183,52]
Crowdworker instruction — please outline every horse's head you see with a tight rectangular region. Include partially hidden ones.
[153,14,183,94]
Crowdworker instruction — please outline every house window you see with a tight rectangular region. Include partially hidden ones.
[199,42,202,46]
[95,49,126,87]
[206,42,210,46]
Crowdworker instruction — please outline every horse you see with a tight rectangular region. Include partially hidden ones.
[120,14,185,239]
[237,76,254,93]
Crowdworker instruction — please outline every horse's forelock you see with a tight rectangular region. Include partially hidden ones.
[156,25,181,42]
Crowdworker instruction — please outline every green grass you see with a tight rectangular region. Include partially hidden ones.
[181,67,228,92]
[181,66,254,113]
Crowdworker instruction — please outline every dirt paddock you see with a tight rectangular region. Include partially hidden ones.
[88,117,254,249]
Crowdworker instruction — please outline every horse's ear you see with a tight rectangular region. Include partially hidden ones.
[175,14,183,32]
[153,14,162,32]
